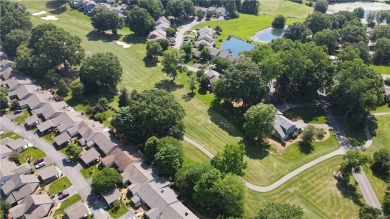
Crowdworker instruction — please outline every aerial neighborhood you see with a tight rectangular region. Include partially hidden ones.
[0,0,390,218]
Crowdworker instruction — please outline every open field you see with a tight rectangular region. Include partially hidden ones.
[182,140,211,166]
[284,106,328,124]
[245,156,361,218]
[244,134,339,185]
[258,0,313,18]
[371,65,390,75]
[364,115,390,203]
[193,14,303,47]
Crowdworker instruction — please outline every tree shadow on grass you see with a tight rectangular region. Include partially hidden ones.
[335,178,364,207]
[154,79,183,92]
[241,138,270,160]
[367,116,378,137]
[182,92,195,102]
[45,0,68,14]
[371,166,390,183]
[86,30,121,43]
[122,34,147,45]
[298,141,314,154]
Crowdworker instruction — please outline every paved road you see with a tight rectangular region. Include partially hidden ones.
[174,18,204,49]
[0,115,111,218]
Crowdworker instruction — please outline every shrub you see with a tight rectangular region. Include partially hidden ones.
[385,78,390,86]
[196,70,205,78]
[291,132,299,139]
[53,96,64,102]
[98,97,109,109]
[88,104,105,115]
[316,128,326,139]
[93,112,106,122]
[111,200,120,212]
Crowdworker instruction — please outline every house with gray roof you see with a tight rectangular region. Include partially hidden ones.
[1,77,33,91]
[102,148,141,172]
[9,194,52,219]
[0,138,13,159]
[18,91,53,110]
[274,111,298,141]
[25,114,39,128]
[0,60,14,80]
[91,132,117,156]
[0,156,18,181]
[1,174,40,205]
[124,162,158,189]
[101,188,121,206]
[36,166,62,184]
[32,101,68,120]
[80,147,100,166]
[64,200,91,219]
[37,111,82,134]
[159,201,199,219]
[6,138,28,153]
[8,84,41,100]
[132,179,177,219]
[54,131,72,147]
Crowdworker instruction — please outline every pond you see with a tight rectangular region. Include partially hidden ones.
[251,27,286,43]
[221,36,256,58]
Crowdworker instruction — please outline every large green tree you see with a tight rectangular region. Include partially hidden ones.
[214,57,268,107]
[244,103,277,140]
[162,48,184,80]
[0,1,32,41]
[272,15,286,29]
[314,0,328,13]
[65,143,82,160]
[257,202,304,219]
[137,0,163,19]
[339,150,371,178]
[111,89,185,144]
[193,168,222,207]
[0,201,11,217]
[384,193,390,216]
[146,41,163,60]
[91,6,124,35]
[328,59,385,117]
[372,25,390,41]
[359,205,381,219]
[126,6,155,36]
[175,163,212,197]
[166,0,195,18]
[283,22,311,42]
[211,143,247,176]
[144,136,159,161]
[340,24,367,44]
[0,92,9,111]
[79,52,123,92]
[313,29,339,54]
[305,12,332,34]
[3,29,31,57]
[91,168,122,193]
[153,137,184,177]
[372,149,390,180]
[69,79,84,100]
[374,37,390,65]
[118,87,131,107]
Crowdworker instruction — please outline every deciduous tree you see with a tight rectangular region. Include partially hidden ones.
[374,37,390,65]
[359,205,381,219]
[313,29,339,54]
[126,6,154,36]
[353,7,365,19]
[283,22,311,41]
[146,41,163,60]
[91,168,123,193]
[301,125,316,145]
[211,143,247,176]
[111,89,185,144]
[372,149,390,180]
[175,163,212,197]
[272,15,286,29]
[314,0,328,13]
[339,150,371,178]
[244,103,276,140]
[65,143,82,160]
[144,136,159,161]
[305,12,331,34]
[91,6,124,35]
[162,48,183,80]
[70,79,84,100]
[118,87,131,107]
[79,52,123,92]
[3,29,30,57]
[0,1,32,41]
[57,79,69,97]
[137,0,163,19]
[153,137,184,177]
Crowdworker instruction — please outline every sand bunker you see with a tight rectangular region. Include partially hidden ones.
[41,15,58,21]
[32,11,47,16]
[115,41,131,48]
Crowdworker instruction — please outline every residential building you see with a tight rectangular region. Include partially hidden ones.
[8,84,41,101]
[8,194,52,219]
[1,174,40,205]
[5,138,29,153]
[101,148,141,172]
[64,200,91,219]
[32,101,68,120]
[18,91,53,110]
[123,162,158,189]
[36,166,62,184]
[274,111,298,141]
[79,147,100,166]
[159,201,199,219]
[101,188,121,206]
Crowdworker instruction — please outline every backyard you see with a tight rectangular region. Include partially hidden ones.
[80,163,101,179]
[18,147,46,164]
[0,131,21,140]
[284,106,328,124]
[107,200,128,218]
[53,194,82,216]
[48,176,72,194]
[14,109,29,124]
[371,65,390,75]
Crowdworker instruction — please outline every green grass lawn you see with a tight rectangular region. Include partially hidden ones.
[108,200,128,219]
[49,176,72,194]
[245,156,361,218]
[80,163,101,179]
[364,115,390,203]
[371,103,390,113]
[0,131,21,140]
[371,64,390,75]
[193,14,303,47]
[284,106,327,124]
[18,147,46,164]
[14,109,29,124]
[41,132,55,143]
[244,134,339,186]
[182,140,211,166]
[53,194,82,216]
[258,0,313,18]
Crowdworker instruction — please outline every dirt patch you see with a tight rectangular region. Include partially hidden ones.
[41,15,58,21]
[32,11,47,16]
[115,41,131,48]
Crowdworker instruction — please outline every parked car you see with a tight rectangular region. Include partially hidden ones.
[58,191,69,200]
[33,158,44,165]
[14,110,22,114]
[34,161,46,169]
[64,157,71,163]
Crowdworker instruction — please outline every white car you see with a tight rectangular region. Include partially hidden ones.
[34,161,46,169]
